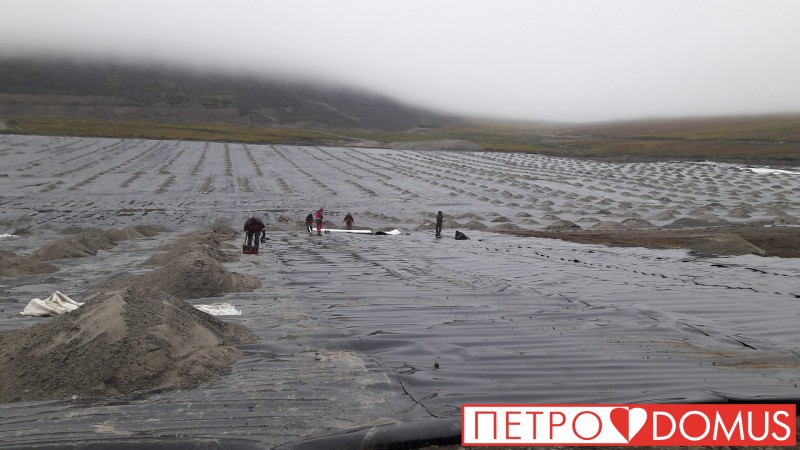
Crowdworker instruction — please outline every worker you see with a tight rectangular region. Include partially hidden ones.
[315,208,324,236]
[243,215,265,249]
[343,212,354,230]
[435,211,444,237]
[305,213,314,233]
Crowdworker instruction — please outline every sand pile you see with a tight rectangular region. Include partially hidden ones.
[271,214,305,232]
[145,223,239,266]
[30,229,115,260]
[456,213,485,220]
[99,221,260,299]
[685,233,765,256]
[1,221,260,403]
[0,285,257,403]
[493,223,523,231]
[621,218,655,229]
[591,221,626,230]
[1,225,168,278]
[0,249,57,277]
[31,226,167,261]
[547,220,581,230]
[98,250,260,300]
[464,220,488,230]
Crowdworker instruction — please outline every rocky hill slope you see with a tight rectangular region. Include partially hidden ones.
[0,58,462,131]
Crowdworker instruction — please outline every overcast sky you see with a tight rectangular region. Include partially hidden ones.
[1,0,799,123]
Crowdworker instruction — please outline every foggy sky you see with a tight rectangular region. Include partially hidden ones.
[2,0,799,123]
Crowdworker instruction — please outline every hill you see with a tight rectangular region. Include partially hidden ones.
[0,58,462,132]
[1,58,798,165]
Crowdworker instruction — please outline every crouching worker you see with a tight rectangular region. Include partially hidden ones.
[244,215,266,249]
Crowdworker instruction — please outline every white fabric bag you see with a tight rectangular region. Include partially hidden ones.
[20,291,84,316]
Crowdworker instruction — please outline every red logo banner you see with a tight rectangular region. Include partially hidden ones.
[462,404,795,446]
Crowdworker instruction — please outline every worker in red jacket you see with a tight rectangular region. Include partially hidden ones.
[315,208,324,236]
[243,215,265,248]
[343,213,354,230]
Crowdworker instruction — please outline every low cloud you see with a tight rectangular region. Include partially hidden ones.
[2,0,799,122]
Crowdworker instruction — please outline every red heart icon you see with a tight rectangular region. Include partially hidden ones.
[610,407,629,439]
[610,407,647,441]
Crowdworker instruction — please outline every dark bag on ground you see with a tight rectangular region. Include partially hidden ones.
[454,230,469,240]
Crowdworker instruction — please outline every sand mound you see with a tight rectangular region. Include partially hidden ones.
[662,217,731,229]
[772,215,800,226]
[591,221,626,230]
[491,216,511,223]
[493,223,523,231]
[649,211,677,221]
[363,211,402,223]
[97,251,261,300]
[146,240,237,266]
[418,219,458,230]
[464,220,488,230]
[146,226,239,266]
[621,218,655,229]
[0,249,57,277]
[31,226,167,261]
[0,285,257,403]
[31,230,116,260]
[685,233,765,256]
[132,224,169,237]
[547,220,581,230]
[455,213,485,220]
[0,214,35,227]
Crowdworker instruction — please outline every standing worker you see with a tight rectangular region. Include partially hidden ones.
[243,215,266,250]
[343,212,354,230]
[435,211,444,237]
[305,213,314,233]
[315,208,324,236]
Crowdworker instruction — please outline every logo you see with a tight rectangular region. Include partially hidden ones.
[462,404,795,446]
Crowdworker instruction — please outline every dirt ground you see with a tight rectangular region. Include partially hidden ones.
[491,225,800,259]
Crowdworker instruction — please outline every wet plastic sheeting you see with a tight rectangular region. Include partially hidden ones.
[2,136,800,447]
[269,230,800,418]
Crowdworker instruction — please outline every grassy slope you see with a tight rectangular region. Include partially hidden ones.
[5,118,333,145]
[4,114,800,164]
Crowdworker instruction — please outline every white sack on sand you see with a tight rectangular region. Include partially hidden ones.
[193,303,242,316]
[21,291,84,316]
